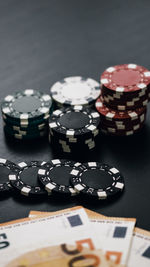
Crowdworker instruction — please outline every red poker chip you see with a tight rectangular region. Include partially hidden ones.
[101,122,144,136]
[101,84,149,99]
[100,114,146,128]
[103,95,148,111]
[100,64,150,93]
[102,86,149,103]
[101,121,144,131]
[95,97,146,121]
[102,96,148,108]
[101,128,142,136]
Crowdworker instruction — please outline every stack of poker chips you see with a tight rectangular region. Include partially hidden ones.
[49,106,101,153]
[1,89,52,140]
[96,64,150,136]
[50,76,100,108]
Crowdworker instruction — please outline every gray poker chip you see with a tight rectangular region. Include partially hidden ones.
[70,162,125,200]
[50,76,100,106]
[1,89,52,123]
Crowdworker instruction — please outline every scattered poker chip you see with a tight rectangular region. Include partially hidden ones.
[95,97,146,121]
[50,76,100,107]
[100,64,150,93]
[0,158,20,197]
[9,161,48,197]
[38,159,82,197]
[49,106,100,140]
[1,89,52,123]
[70,162,125,200]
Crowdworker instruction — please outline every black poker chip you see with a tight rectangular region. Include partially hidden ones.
[3,120,47,132]
[2,113,49,127]
[9,161,48,197]
[70,162,125,200]
[0,158,20,197]
[4,126,47,140]
[49,106,100,141]
[38,159,82,197]
[49,134,97,154]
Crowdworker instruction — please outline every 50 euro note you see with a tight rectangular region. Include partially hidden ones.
[28,207,136,266]
[0,206,120,267]
[127,227,150,267]
[87,210,150,267]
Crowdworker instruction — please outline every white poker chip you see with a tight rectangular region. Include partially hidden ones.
[50,76,100,106]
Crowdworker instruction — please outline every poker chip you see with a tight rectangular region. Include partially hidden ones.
[96,97,146,121]
[70,162,125,200]
[101,84,150,100]
[102,94,148,111]
[100,64,150,93]
[4,124,48,139]
[0,159,126,201]
[50,76,100,107]
[100,64,150,124]
[49,106,100,153]
[97,64,150,135]
[1,89,52,122]
[4,128,47,140]
[9,161,48,197]
[101,122,144,136]
[100,113,146,126]
[100,126,144,136]
[49,134,97,154]
[3,121,46,132]
[2,114,50,128]
[95,96,146,136]
[1,89,52,140]
[2,113,50,127]
[38,159,82,197]
[49,106,100,139]
[0,158,20,197]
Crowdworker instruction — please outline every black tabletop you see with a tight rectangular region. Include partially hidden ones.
[0,0,150,231]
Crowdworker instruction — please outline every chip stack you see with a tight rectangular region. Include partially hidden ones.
[96,64,150,136]
[1,89,52,140]
[50,76,100,108]
[49,106,101,153]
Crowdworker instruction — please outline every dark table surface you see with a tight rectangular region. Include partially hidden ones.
[0,0,150,230]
